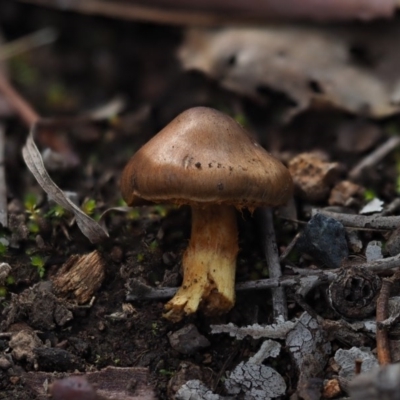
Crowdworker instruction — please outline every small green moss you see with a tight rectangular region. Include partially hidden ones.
[81,199,97,216]
[31,255,46,278]
[28,221,40,234]
[0,242,7,256]
[234,113,249,128]
[128,209,141,220]
[137,253,145,262]
[154,205,168,218]
[24,193,39,214]
[45,204,66,219]
[364,189,376,202]
[159,369,174,377]
[0,287,7,297]
[149,240,159,252]
[6,275,15,285]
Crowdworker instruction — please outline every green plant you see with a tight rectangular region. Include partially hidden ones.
[364,188,377,202]
[31,255,46,278]
[45,204,66,219]
[24,193,42,233]
[154,205,168,218]
[0,241,7,257]
[159,369,174,377]
[6,275,15,285]
[148,240,159,252]
[81,198,97,216]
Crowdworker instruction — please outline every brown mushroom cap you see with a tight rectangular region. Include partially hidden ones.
[121,107,293,209]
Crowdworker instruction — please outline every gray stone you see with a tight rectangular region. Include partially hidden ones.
[296,213,348,268]
[168,324,210,355]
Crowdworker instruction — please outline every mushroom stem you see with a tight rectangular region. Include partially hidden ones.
[164,204,238,322]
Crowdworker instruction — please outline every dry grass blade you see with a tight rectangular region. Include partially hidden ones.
[22,126,109,243]
[0,27,57,61]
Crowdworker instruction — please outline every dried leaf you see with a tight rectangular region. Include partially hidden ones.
[360,198,384,214]
[175,380,222,400]
[22,126,109,244]
[179,26,400,120]
[334,347,378,380]
[225,362,286,399]
[176,341,285,400]
[286,312,331,372]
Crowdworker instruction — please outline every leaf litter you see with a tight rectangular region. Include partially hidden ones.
[179,24,400,120]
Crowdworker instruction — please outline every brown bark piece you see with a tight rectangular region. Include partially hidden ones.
[51,250,105,304]
[289,152,341,202]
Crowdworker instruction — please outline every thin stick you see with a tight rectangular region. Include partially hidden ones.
[0,27,57,62]
[127,271,334,301]
[0,73,39,126]
[279,232,301,262]
[376,278,392,365]
[19,0,395,25]
[0,124,6,227]
[126,251,400,302]
[312,209,400,231]
[0,74,77,159]
[258,207,288,321]
[349,136,400,181]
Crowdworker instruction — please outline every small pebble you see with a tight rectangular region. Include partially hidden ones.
[365,241,383,262]
[296,213,348,268]
[168,324,210,355]
[0,357,11,370]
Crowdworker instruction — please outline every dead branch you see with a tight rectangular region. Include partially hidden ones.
[312,209,400,230]
[376,278,392,365]
[258,207,288,321]
[349,136,400,181]
[127,251,400,302]
[0,73,39,126]
[19,0,395,25]
[279,232,300,262]
[0,27,57,62]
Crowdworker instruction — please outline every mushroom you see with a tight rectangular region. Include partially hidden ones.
[120,107,293,322]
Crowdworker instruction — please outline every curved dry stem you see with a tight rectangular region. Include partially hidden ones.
[164,204,238,322]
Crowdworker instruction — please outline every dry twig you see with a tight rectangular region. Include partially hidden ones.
[349,136,400,181]
[0,72,39,126]
[127,250,400,302]
[312,209,400,231]
[0,123,6,227]
[0,27,57,61]
[257,207,288,321]
[376,278,392,365]
[19,0,395,25]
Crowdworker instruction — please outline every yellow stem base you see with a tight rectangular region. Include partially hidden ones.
[164,205,238,322]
